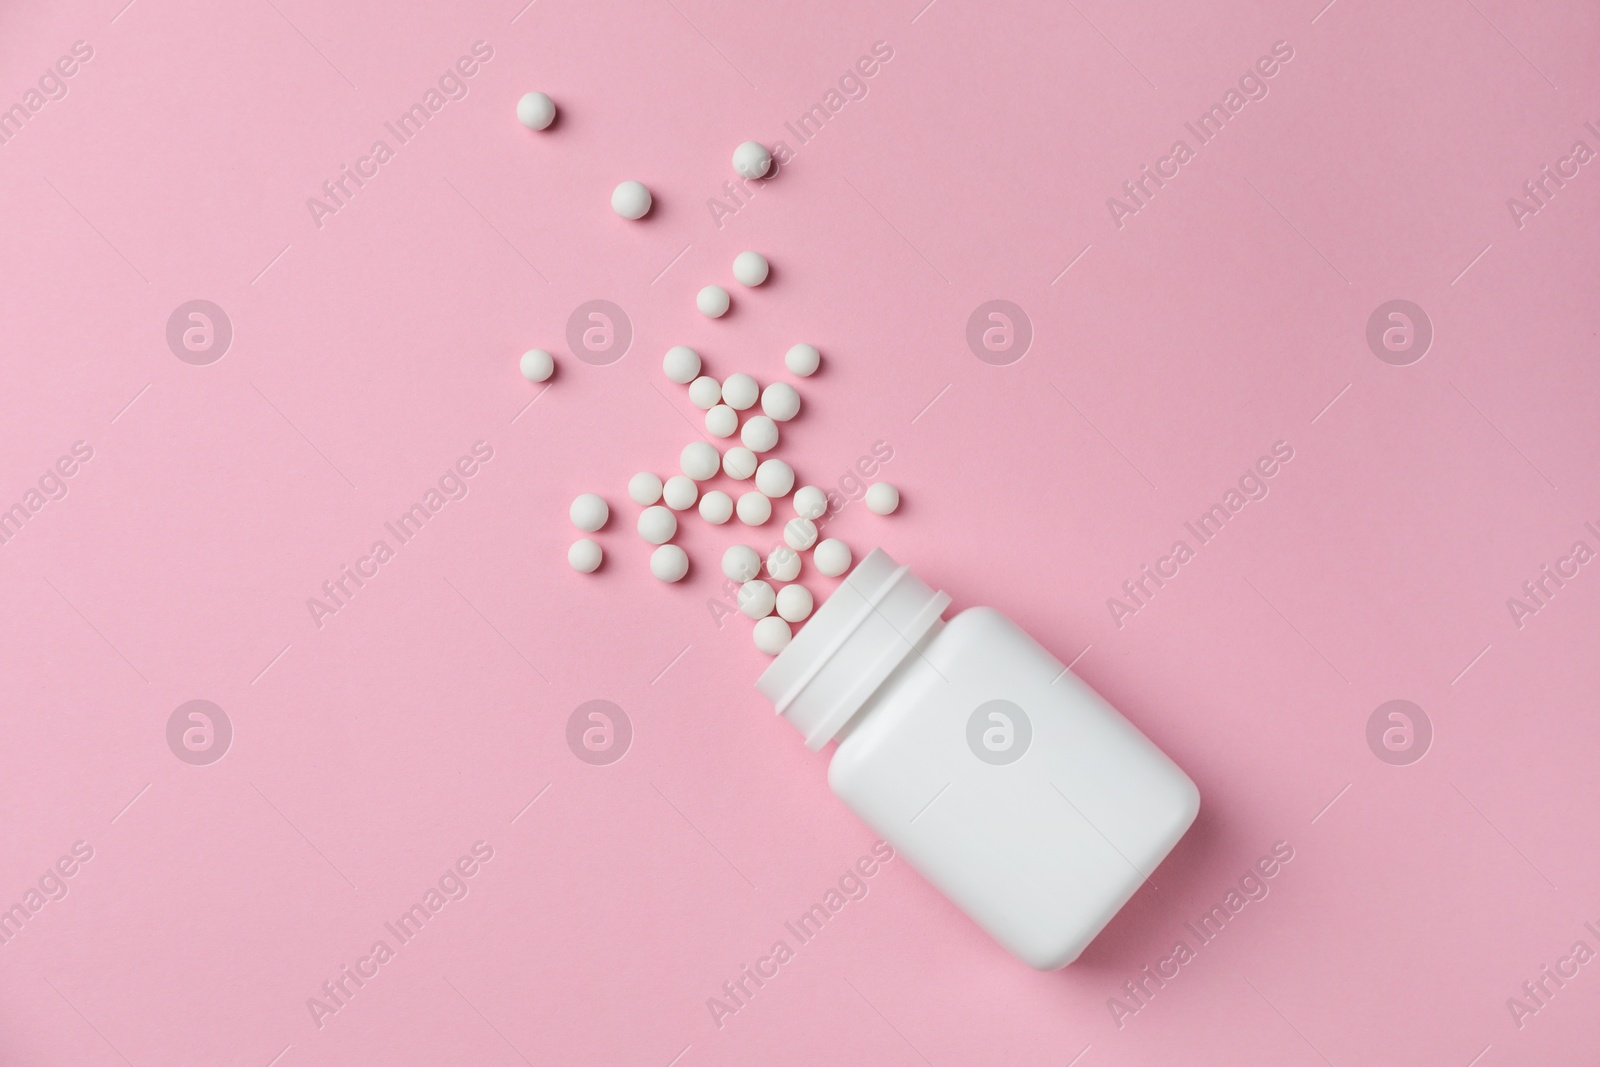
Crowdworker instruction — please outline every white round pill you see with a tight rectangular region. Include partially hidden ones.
[721,373,759,411]
[766,545,801,582]
[516,91,556,130]
[783,516,818,551]
[723,544,761,583]
[697,284,730,318]
[813,538,852,577]
[754,458,794,498]
[722,446,758,480]
[742,415,779,453]
[688,375,722,409]
[568,538,602,573]
[612,180,652,219]
[732,251,769,286]
[680,441,721,481]
[662,475,699,511]
[570,493,608,532]
[520,348,554,382]
[637,505,677,544]
[865,482,900,515]
[776,584,813,623]
[651,544,689,583]
[662,345,701,384]
[736,491,772,526]
[698,489,734,524]
[628,471,663,506]
[792,485,828,520]
[761,382,800,421]
[732,141,773,180]
[753,616,792,655]
[738,579,776,619]
[705,404,738,438]
[785,343,821,377]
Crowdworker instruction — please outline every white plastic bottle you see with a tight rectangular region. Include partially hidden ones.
[757,549,1199,969]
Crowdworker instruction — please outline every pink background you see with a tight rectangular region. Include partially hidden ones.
[3,0,1599,1063]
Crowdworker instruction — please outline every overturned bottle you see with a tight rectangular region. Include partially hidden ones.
[757,549,1199,969]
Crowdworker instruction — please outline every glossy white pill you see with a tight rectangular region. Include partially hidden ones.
[783,516,818,551]
[570,493,608,532]
[865,482,900,515]
[697,284,730,318]
[516,91,556,130]
[688,375,722,409]
[753,615,792,655]
[721,373,759,411]
[792,485,827,520]
[776,584,813,623]
[705,404,738,437]
[662,345,701,384]
[681,441,721,481]
[568,538,602,573]
[722,446,758,480]
[742,415,779,453]
[723,544,762,583]
[637,505,677,544]
[754,458,794,498]
[736,491,772,525]
[520,348,554,382]
[733,141,773,179]
[732,251,769,286]
[662,475,699,511]
[813,538,852,577]
[766,545,801,582]
[785,343,820,377]
[651,544,689,583]
[628,471,663,506]
[761,382,800,421]
[612,180,651,219]
[738,579,776,619]
[698,489,734,524]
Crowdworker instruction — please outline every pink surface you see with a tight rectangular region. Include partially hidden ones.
[2,0,1598,1063]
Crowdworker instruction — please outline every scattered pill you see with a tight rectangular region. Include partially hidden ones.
[761,382,800,421]
[737,491,772,525]
[742,415,779,453]
[723,544,762,583]
[651,544,689,583]
[612,180,652,219]
[767,545,801,582]
[628,471,663,506]
[570,493,608,532]
[698,284,731,318]
[792,485,828,520]
[753,615,792,655]
[733,141,773,180]
[738,579,777,619]
[662,475,699,511]
[663,345,701,384]
[785,343,821,377]
[723,446,758,480]
[568,538,602,573]
[784,516,818,551]
[699,489,734,524]
[865,482,900,515]
[754,458,795,498]
[721,373,759,411]
[520,348,554,382]
[776,584,813,623]
[637,505,677,544]
[681,441,721,481]
[516,91,556,130]
[688,375,722,410]
[732,251,769,286]
[813,538,852,577]
[705,404,738,437]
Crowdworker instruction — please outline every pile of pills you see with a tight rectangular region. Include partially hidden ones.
[511,89,902,655]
